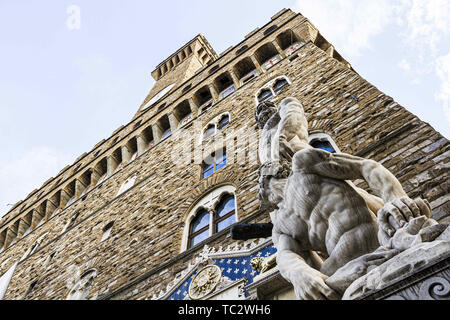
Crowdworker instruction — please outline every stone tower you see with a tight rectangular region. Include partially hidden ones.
[0,8,448,300]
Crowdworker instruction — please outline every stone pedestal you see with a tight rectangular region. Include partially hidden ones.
[359,252,450,300]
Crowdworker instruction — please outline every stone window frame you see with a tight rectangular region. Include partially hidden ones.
[255,75,291,105]
[200,112,231,142]
[181,185,238,252]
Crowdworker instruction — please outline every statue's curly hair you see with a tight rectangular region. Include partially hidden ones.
[255,100,277,122]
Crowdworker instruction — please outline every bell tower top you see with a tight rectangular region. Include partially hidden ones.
[136,34,218,115]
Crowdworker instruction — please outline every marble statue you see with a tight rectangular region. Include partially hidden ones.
[255,97,449,300]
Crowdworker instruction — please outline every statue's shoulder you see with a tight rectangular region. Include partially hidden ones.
[292,148,329,171]
[293,147,324,159]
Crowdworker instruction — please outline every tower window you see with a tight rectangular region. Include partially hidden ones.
[64,181,76,208]
[264,25,278,36]
[95,158,108,186]
[233,57,259,85]
[276,29,305,56]
[273,78,289,94]
[217,114,229,130]
[194,86,214,113]
[140,126,154,151]
[202,149,226,179]
[158,115,172,141]
[236,45,249,56]
[214,195,236,232]
[258,89,273,103]
[209,65,220,74]
[175,100,193,127]
[111,148,124,174]
[203,124,216,140]
[188,209,210,248]
[255,42,281,71]
[127,138,139,161]
[202,113,230,141]
[256,76,291,104]
[186,190,237,250]
[214,73,235,100]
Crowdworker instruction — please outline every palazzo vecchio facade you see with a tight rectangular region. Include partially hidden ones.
[0,8,448,300]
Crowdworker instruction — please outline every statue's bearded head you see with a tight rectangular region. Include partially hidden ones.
[255,101,278,129]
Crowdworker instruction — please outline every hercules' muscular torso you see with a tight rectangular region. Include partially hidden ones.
[273,148,380,275]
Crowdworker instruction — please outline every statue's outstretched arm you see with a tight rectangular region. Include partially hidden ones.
[312,151,407,202]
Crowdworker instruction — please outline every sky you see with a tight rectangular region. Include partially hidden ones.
[0,0,449,218]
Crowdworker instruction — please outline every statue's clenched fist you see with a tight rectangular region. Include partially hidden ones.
[377,197,433,247]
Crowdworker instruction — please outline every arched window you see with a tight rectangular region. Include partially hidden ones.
[273,78,289,94]
[188,209,210,248]
[183,187,237,251]
[201,113,231,142]
[202,149,226,179]
[214,195,236,232]
[258,89,273,103]
[203,124,216,140]
[194,86,214,114]
[256,76,290,104]
[217,114,229,130]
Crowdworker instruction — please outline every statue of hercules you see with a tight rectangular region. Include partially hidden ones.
[255,97,436,300]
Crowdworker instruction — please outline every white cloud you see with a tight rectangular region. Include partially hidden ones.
[294,0,450,61]
[294,0,399,59]
[0,147,73,218]
[435,53,450,123]
[398,59,411,71]
[403,0,450,55]
[294,0,450,131]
